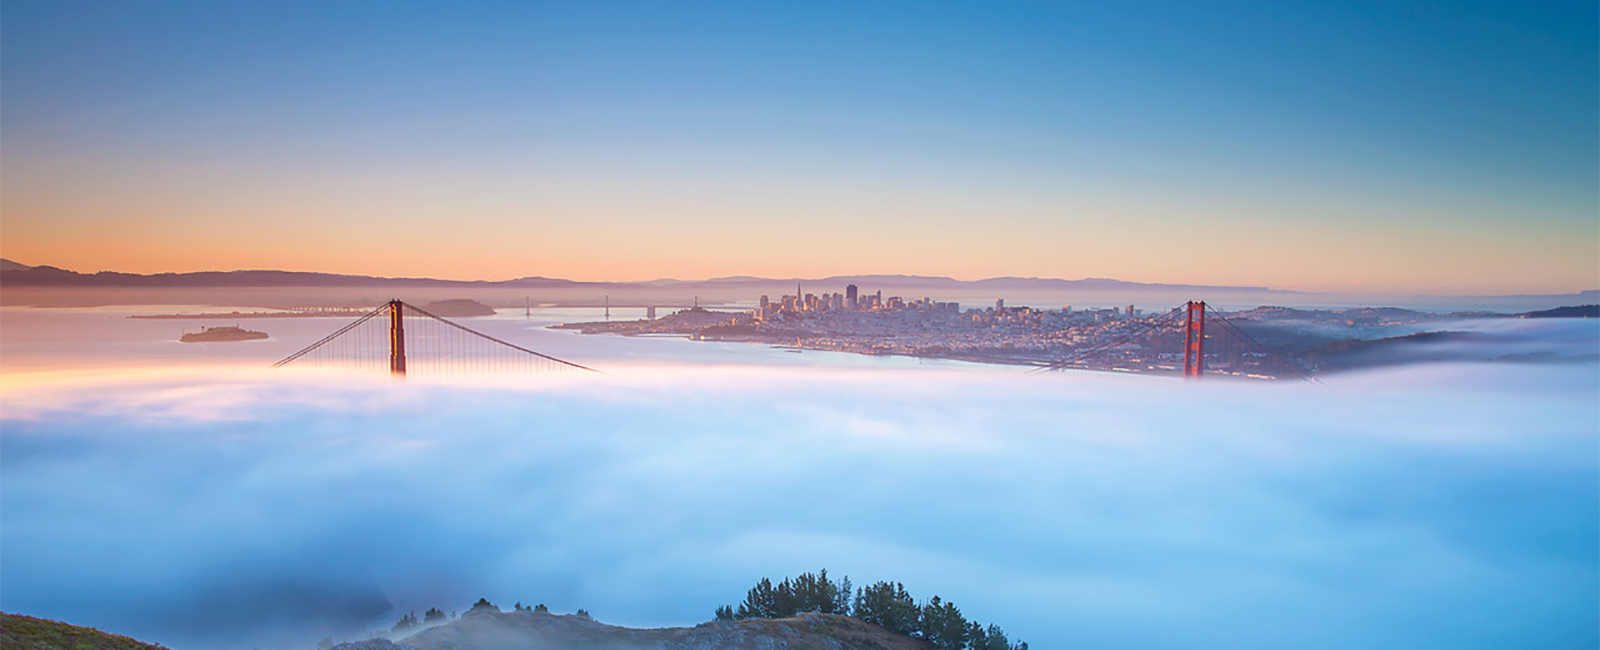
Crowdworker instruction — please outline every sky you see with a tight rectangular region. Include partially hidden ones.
[2,1,1597,294]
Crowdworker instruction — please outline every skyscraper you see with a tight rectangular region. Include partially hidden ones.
[846,284,858,310]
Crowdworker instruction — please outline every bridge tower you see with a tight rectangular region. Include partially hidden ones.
[1183,300,1205,379]
[388,299,406,376]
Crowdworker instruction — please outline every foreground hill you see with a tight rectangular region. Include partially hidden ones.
[356,611,927,650]
[0,613,170,650]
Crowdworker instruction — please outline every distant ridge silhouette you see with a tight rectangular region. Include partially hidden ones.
[0,260,1270,293]
[4,260,1595,304]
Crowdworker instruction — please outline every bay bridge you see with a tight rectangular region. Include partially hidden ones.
[273,300,1314,381]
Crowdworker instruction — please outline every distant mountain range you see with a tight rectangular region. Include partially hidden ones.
[5,260,1595,309]
[0,259,1274,293]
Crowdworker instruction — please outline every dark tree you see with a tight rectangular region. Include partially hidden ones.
[791,569,842,614]
[423,607,447,623]
[716,570,1023,649]
[968,621,989,650]
[735,569,853,620]
[833,575,852,617]
[919,596,967,650]
[853,582,920,636]
[736,578,779,619]
[775,577,797,617]
[574,609,592,620]
[391,611,419,632]
[534,603,549,614]
[975,623,1017,650]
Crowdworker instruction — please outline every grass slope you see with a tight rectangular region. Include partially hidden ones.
[0,613,170,650]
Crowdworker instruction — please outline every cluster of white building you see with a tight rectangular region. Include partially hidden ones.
[754,283,962,321]
[753,282,1144,326]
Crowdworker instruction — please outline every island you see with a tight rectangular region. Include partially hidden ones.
[180,325,269,342]
[418,299,497,317]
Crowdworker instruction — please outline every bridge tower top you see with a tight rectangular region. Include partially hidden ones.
[388,299,406,376]
[1183,300,1206,379]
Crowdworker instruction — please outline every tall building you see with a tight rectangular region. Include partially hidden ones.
[846,284,858,310]
[996,298,1005,311]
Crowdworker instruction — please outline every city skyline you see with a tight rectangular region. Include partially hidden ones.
[3,2,1596,295]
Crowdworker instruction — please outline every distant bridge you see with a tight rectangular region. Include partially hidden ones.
[273,300,599,376]
[275,299,1310,381]
[1035,301,1316,381]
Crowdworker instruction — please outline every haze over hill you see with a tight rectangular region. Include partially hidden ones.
[365,610,928,650]
[2,260,1595,313]
[0,259,1268,292]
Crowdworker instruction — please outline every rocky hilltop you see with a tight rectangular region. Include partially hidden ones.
[343,611,926,650]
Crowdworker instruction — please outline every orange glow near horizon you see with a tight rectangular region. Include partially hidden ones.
[3,216,1596,296]
[4,116,1594,297]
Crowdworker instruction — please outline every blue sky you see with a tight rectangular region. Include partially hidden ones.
[2,1,1596,291]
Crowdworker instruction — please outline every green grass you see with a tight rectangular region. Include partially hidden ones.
[0,613,170,650]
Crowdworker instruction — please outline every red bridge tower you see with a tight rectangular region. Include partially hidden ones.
[1183,300,1205,379]
[388,299,406,376]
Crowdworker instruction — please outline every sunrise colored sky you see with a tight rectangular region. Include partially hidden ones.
[2,1,1595,294]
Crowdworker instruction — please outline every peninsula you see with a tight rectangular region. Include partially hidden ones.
[552,285,1586,375]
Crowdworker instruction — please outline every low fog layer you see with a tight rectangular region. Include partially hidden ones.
[2,359,1596,650]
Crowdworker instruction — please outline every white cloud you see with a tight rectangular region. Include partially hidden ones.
[1,360,1595,650]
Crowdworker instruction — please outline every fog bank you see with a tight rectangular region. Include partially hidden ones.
[2,363,1595,650]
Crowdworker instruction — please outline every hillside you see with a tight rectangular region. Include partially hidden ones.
[1522,304,1599,318]
[354,611,927,650]
[0,612,170,650]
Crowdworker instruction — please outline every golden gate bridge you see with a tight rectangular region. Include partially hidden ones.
[275,299,1313,381]
[272,300,599,376]
[1034,301,1316,381]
